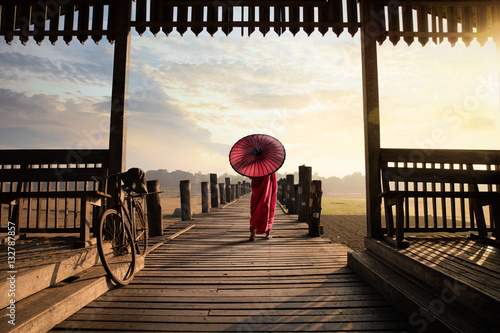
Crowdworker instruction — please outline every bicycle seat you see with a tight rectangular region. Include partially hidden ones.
[120,167,148,194]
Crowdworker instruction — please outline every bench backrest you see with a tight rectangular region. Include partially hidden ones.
[380,148,500,232]
[0,149,109,233]
[381,149,500,191]
[0,149,109,191]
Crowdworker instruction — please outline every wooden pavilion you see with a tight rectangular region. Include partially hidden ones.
[1,1,500,330]
[1,0,499,241]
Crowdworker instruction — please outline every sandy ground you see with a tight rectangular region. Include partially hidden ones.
[321,215,367,251]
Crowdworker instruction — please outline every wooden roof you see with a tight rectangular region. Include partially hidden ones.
[1,0,498,47]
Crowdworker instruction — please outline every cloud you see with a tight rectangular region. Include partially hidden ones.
[0,42,113,96]
[124,34,369,176]
[1,31,499,178]
[462,116,496,132]
[0,89,109,149]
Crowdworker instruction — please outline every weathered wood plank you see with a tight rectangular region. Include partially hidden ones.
[54,320,411,332]
[53,195,412,332]
[76,305,398,317]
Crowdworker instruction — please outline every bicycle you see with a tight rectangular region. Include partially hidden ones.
[95,168,158,286]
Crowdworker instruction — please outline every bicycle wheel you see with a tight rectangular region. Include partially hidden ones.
[97,209,136,286]
[134,203,148,256]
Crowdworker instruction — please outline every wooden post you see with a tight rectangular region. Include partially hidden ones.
[286,174,295,214]
[276,178,281,202]
[9,205,20,237]
[225,177,231,202]
[298,165,312,222]
[201,181,209,213]
[219,183,226,205]
[277,178,283,204]
[210,173,218,208]
[361,0,382,239]
[242,181,246,195]
[146,180,163,236]
[292,184,299,214]
[79,198,91,245]
[12,175,26,237]
[309,180,323,237]
[108,1,132,176]
[180,180,191,221]
[231,184,235,201]
[235,182,240,199]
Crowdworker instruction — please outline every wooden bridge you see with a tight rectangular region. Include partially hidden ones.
[48,194,413,332]
[2,192,500,332]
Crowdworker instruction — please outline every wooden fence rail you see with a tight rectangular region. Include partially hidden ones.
[380,148,500,246]
[0,149,109,245]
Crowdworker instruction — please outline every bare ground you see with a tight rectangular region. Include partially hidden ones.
[321,215,367,251]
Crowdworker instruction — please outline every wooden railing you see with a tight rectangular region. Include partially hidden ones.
[179,174,250,221]
[380,148,500,247]
[278,165,323,237]
[0,149,109,245]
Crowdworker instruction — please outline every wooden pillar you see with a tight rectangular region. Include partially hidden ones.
[242,181,246,195]
[231,184,235,201]
[9,205,20,237]
[225,177,231,202]
[201,181,209,213]
[298,165,312,222]
[146,180,163,236]
[180,180,191,221]
[11,176,27,237]
[286,174,295,214]
[309,180,323,237]
[235,182,240,199]
[79,198,91,245]
[108,1,132,175]
[219,183,226,205]
[361,0,382,239]
[210,173,218,208]
[277,179,283,203]
[294,185,299,214]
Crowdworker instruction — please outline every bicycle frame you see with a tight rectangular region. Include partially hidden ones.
[96,169,161,257]
[95,168,154,286]
[110,176,143,252]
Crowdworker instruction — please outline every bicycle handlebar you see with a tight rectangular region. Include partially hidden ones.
[90,175,164,197]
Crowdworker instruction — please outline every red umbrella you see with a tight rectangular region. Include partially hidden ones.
[229,134,286,178]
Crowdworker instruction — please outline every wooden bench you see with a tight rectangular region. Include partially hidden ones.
[0,149,110,246]
[380,149,500,247]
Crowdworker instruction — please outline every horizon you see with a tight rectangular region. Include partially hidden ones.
[146,167,365,180]
[1,28,499,178]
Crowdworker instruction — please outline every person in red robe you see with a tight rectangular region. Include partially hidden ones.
[249,172,277,241]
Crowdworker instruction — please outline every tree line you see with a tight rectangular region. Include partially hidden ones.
[145,169,365,196]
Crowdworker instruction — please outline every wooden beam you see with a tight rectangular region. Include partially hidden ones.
[360,0,382,239]
[108,0,132,175]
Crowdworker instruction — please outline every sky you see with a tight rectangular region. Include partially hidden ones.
[0,26,499,178]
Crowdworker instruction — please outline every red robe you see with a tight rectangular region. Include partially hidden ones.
[249,173,277,234]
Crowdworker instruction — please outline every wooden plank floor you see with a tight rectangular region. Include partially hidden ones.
[403,235,500,297]
[52,195,414,332]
